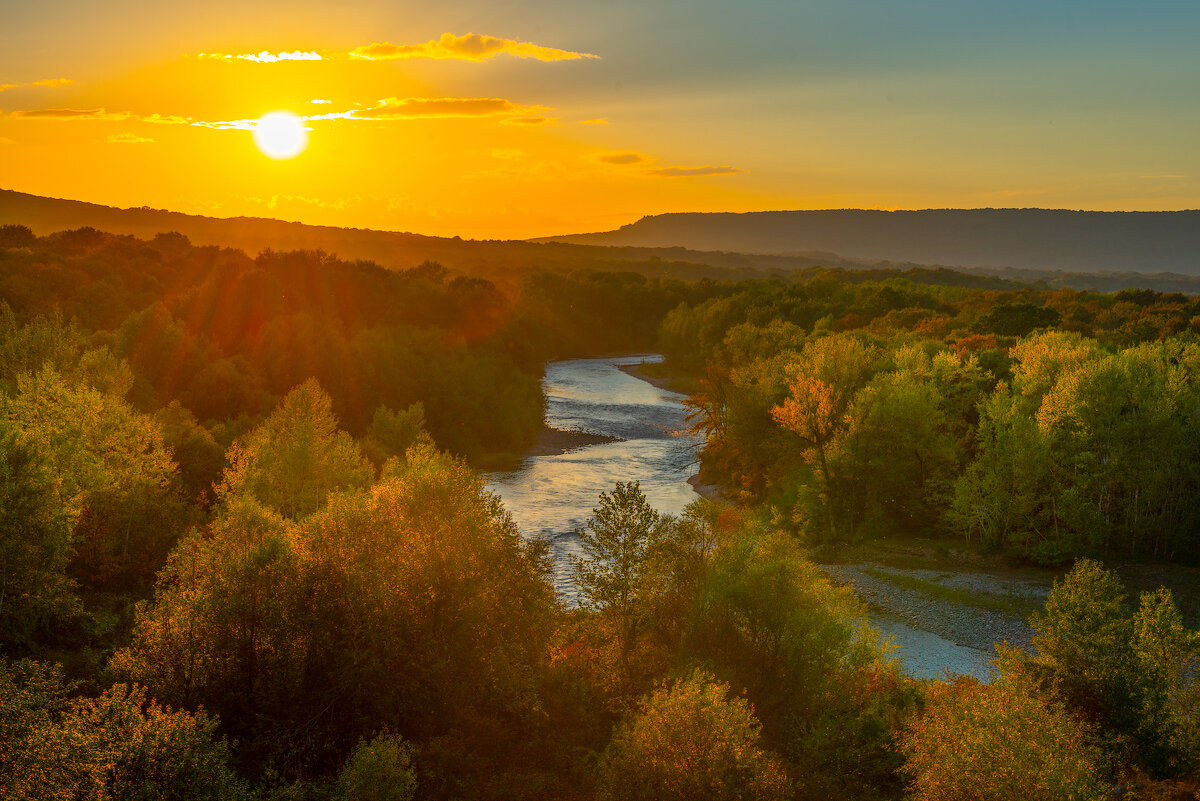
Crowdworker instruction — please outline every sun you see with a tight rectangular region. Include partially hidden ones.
[252,111,308,159]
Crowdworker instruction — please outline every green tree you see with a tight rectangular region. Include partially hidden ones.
[155,401,226,504]
[111,499,305,736]
[299,444,556,748]
[828,355,960,537]
[574,481,668,685]
[972,301,1062,337]
[996,559,1200,775]
[334,732,417,801]
[217,378,373,520]
[0,420,77,648]
[360,401,428,466]
[684,525,889,740]
[4,365,181,590]
[1132,588,1200,775]
[596,670,790,801]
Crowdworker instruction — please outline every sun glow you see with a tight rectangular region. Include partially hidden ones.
[252,111,308,159]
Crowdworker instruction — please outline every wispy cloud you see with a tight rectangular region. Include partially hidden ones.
[579,118,608,125]
[12,93,553,135]
[12,107,131,120]
[310,98,332,104]
[11,107,192,125]
[1,78,74,92]
[0,136,14,145]
[650,165,741,177]
[191,110,351,130]
[360,96,545,119]
[596,151,646,165]
[139,113,191,125]
[198,51,322,63]
[107,132,154,144]
[501,115,555,126]
[350,32,597,62]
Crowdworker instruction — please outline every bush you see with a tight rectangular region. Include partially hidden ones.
[334,732,417,801]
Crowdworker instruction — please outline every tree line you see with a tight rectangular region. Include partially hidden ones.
[668,276,1200,563]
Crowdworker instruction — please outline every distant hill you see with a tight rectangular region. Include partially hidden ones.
[541,208,1200,275]
[0,189,811,286]
[5,190,1200,293]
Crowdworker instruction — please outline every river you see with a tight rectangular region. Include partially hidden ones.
[485,354,992,680]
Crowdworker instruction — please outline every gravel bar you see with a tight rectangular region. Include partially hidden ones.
[818,562,1045,655]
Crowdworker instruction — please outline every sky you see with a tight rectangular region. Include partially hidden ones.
[1,0,1198,239]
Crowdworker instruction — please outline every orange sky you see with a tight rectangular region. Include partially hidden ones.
[2,1,1197,239]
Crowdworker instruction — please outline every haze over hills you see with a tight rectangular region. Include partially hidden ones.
[542,209,1200,275]
[0,188,849,285]
[6,190,1200,293]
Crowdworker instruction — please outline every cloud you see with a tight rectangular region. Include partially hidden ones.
[650,165,741,177]
[198,51,322,63]
[192,109,353,130]
[579,118,608,125]
[596,151,646,165]
[140,113,191,125]
[11,108,192,125]
[311,98,332,104]
[501,115,555,126]
[17,94,547,133]
[1,78,74,91]
[0,136,14,145]
[360,96,544,119]
[12,107,131,120]
[107,132,154,144]
[350,32,597,62]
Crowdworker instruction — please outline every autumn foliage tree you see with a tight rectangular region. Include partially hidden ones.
[899,676,1109,801]
[596,670,791,801]
[770,333,876,537]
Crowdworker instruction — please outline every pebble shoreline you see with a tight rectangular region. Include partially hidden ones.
[818,562,1047,656]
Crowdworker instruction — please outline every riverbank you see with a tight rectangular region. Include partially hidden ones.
[616,361,696,395]
[527,424,621,457]
[819,562,1042,657]
[687,473,725,501]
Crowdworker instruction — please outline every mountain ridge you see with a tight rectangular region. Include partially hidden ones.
[538,208,1200,275]
[5,190,1200,293]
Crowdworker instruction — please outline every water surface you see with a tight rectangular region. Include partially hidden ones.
[486,355,701,604]
[487,355,993,679]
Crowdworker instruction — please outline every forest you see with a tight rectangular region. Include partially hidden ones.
[3,224,1200,799]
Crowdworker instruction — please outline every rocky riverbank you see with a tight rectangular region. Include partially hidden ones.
[818,562,1048,656]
